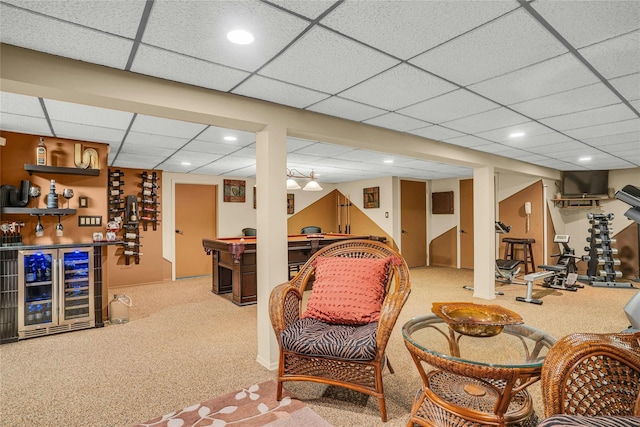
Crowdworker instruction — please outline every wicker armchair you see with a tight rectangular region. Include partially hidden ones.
[269,239,411,422]
[540,332,640,424]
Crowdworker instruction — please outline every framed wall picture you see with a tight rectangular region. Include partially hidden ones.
[363,186,379,209]
[253,186,256,209]
[287,193,295,214]
[223,179,246,202]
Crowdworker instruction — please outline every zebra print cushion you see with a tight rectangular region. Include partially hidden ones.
[538,415,640,427]
[280,318,378,361]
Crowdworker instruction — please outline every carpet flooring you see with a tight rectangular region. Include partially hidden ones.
[0,267,636,426]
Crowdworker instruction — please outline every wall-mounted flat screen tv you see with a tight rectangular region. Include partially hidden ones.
[562,170,609,197]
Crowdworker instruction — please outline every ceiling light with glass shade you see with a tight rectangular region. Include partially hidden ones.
[286,168,323,191]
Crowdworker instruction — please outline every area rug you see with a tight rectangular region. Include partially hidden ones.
[133,380,332,427]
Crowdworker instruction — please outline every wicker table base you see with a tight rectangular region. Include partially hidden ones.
[408,371,539,427]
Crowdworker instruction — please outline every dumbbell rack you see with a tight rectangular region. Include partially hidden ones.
[581,213,632,288]
[140,171,160,231]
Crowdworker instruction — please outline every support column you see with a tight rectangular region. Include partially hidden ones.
[255,125,288,370]
[473,166,496,299]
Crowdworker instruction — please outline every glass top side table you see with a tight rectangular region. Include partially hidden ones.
[402,314,556,427]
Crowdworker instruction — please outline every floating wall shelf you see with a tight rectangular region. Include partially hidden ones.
[24,164,100,176]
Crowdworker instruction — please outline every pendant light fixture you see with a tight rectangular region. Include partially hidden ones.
[286,169,323,191]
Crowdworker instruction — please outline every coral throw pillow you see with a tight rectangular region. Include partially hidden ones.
[301,256,392,325]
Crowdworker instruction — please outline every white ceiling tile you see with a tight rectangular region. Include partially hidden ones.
[563,118,640,140]
[45,99,133,129]
[363,112,431,133]
[259,27,399,93]
[2,0,146,38]
[204,156,256,171]
[579,31,640,79]
[196,126,255,145]
[498,131,573,148]
[0,113,52,137]
[631,99,640,111]
[142,0,309,72]
[51,121,126,146]
[125,132,189,149]
[233,75,329,109]
[525,140,589,155]
[529,158,580,170]
[321,0,517,60]
[161,151,223,165]
[131,114,207,138]
[581,131,640,147]
[0,92,45,117]
[338,64,457,110]
[540,104,637,131]
[115,153,166,164]
[510,83,621,119]
[181,141,241,156]
[410,9,567,86]
[0,5,133,69]
[510,153,551,163]
[441,107,529,134]
[119,144,176,157]
[472,144,522,156]
[132,45,250,92]
[233,146,257,158]
[604,141,640,153]
[408,125,465,141]
[286,137,316,151]
[306,96,386,122]
[531,0,640,49]
[442,135,493,148]
[271,0,335,19]
[287,152,325,165]
[398,89,499,124]
[610,73,640,102]
[476,121,553,144]
[294,142,356,157]
[468,53,599,105]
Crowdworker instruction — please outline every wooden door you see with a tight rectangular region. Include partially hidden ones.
[175,183,217,278]
[459,179,474,270]
[400,180,427,268]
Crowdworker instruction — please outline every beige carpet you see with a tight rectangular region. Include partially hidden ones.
[133,380,331,427]
[0,267,636,427]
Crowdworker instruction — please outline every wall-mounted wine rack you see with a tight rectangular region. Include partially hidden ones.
[140,171,160,231]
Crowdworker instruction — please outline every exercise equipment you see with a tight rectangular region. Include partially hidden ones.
[537,234,586,291]
[580,213,633,288]
[495,221,525,285]
[462,221,523,295]
[517,270,554,305]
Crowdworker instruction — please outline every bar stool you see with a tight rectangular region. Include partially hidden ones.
[503,238,536,274]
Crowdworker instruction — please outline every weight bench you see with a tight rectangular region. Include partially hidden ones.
[516,270,555,305]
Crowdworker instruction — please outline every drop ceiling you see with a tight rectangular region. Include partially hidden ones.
[0,0,638,183]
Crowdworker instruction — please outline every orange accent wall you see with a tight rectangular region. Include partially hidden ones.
[286,190,394,248]
[498,181,544,272]
[429,226,457,268]
[0,131,108,245]
[106,167,164,289]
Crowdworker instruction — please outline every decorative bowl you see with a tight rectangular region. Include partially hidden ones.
[431,302,523,337]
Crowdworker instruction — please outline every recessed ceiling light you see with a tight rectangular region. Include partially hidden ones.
[384,159,394,164]
[578,156,592,162]
[224,136,237,141]
[509,132,525,138]
[227,30,254,45]
[181,161,191,166]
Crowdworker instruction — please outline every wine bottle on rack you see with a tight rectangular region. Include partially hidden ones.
[36,137,47,166]
[47,179,58,209]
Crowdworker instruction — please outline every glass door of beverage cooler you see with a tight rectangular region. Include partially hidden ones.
[59,248,94,326]
[18,249,58,333]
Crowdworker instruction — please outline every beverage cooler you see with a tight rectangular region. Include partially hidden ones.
[18,248,94,339]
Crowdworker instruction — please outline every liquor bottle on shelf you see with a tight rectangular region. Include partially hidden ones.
[36,137,47,166]
[47,179,58,209]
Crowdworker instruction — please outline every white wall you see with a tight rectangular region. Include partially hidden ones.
[429,178,459,240]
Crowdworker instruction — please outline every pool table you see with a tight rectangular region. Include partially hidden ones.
[202,233,384,306]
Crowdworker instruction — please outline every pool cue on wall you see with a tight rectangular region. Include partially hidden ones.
[337,194,341,233]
